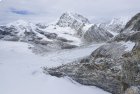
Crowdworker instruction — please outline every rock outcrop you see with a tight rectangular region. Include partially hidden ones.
[83,25,113,42]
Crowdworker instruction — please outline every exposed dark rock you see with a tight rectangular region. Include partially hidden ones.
[34,40,50,45]
[45,33,57,39]
[113,31,140,42]
[126,31,140,42]
[35,28,58,39]
[57,37,73,42]
[90,43,126,59]
[2,35,19,41]
[61,44,77,49]
[36,23,47,29]
[56,41,77,49]
[113,33,129,42]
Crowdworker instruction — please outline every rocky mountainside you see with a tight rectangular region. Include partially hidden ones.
[44,12,140,94]
[113,13,140,42]
[123,13,140,32]
[83,24,113,42]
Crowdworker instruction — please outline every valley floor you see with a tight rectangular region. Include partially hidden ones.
[0,41,110,94]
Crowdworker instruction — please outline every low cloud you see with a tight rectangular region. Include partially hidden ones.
[10,8,34,15]
[0,0,140,24]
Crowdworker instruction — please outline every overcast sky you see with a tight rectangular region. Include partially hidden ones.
[0,0,140,24]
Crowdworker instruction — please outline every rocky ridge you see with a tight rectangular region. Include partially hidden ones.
[44,12,140,94]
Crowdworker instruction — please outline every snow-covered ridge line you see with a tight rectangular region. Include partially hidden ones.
[0,12,130,50]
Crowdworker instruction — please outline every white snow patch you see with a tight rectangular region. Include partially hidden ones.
[82,24,93,33]
[43,25,82,46]
[108,30,119,36]
[123,41,135,52]
[0,41,110,94]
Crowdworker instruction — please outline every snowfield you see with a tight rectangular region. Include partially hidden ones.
[0,41,110,94]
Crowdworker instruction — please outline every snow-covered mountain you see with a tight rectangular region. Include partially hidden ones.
[56,12,91,37]
[0,19,82,51]
[99,17,130,33]
[0,20,46,41]
[56,12,90,31]
[0,12,118,51]
[107,17,129,32]
[55,12,114,42]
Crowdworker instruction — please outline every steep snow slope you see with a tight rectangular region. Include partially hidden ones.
[0,41,109,94]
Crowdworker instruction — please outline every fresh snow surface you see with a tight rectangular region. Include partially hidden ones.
[108,30,119,36]
[0,41,110,94]
[43,25,82,46]
[123,41,135,52]
[6,20,48,40]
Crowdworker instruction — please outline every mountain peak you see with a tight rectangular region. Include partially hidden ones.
[56,12,90,30]
[109,17,130,26]
[63,12,90,24]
